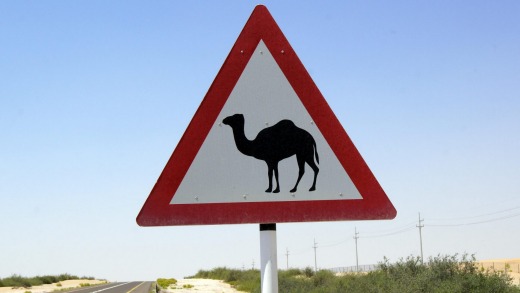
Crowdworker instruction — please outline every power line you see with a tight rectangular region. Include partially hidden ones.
[291,247,313,255]
[284,208,520,263]
[428,206,520,222]
[361,220,418,235]
[427,212,520,227]
[319,239,349,248]
[361,225,416,238]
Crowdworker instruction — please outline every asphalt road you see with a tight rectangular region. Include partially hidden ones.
[67,282,153,293]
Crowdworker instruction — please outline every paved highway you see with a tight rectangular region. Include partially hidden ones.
[67,282,153,293]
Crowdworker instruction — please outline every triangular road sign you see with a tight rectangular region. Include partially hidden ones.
[137,5,396,226]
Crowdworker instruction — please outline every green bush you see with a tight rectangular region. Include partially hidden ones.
[303,267,315,278]
[0,274,89,288]
[156,278,177,289]
[1,275,33,288]
[188,255,520,293]
[189,267,260,292]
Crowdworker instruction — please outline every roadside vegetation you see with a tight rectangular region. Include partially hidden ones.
[0,274,96,288]
[190,254,520,293]
[189,267,259,291]
[156,278,177,289]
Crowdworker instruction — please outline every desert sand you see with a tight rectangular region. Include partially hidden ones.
[477,258,520,285]
[0,279,243,293]
[162,278,245,293]
[0,279,105,293]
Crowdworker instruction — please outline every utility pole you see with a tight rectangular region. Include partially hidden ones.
[313,238,318,272]
[354,227,359,272]
[285,248,289,270]
[417,212,424,264]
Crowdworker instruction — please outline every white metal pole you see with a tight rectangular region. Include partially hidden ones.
[260,223,278,293]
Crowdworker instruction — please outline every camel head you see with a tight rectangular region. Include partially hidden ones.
[222,113,245,128]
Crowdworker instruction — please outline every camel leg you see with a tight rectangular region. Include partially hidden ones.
[265,164,273,193]
[273,163,280,193]
[290,156,305,193]
[307,159,319,192]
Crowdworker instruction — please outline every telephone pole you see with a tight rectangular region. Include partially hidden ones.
[354,227,359,272]
[313,238,318,272]
[417,212,424,264]
[285,247,289,270]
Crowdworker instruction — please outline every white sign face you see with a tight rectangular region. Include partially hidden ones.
[171,40,362,204]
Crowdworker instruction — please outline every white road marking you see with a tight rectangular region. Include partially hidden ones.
[92,282,132,293]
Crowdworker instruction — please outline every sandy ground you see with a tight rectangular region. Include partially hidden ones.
[477,258,520,286]
[0,280,105,293]
[162,278,245,293]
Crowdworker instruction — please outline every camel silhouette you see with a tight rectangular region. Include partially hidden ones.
[222,113,319,193]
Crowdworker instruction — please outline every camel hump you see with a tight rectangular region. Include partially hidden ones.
[258,119,300,137]
[255,119,313,142]
[273,119,297,129]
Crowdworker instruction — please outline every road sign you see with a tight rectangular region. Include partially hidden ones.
[136,5,396,226]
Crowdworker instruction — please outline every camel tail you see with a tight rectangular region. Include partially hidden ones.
[313,139,319,165]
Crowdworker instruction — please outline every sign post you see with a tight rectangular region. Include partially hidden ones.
[260,224,278,293]
[137,5,396,293]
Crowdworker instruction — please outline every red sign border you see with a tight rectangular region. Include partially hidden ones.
[136,5,396,226]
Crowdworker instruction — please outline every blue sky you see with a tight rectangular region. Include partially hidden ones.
[1,1,519,281]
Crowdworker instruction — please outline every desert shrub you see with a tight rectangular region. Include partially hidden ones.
[374,254,520,293]
[187,255,520,293]
[57,274,74,281]
[156,278,177,288]
[1,275,33,288]
[0,274,94,289]
[303,267,315,278]
[37,275,58,285]
[190,268,259,292]
[279,268,304,278]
